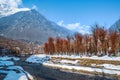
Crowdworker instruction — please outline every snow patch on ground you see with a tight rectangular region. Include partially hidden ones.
[26,54,50,64]
[52,55,120,61]
[82,55,120,61]
[0,66,33,80]
[0,56,11,60]
[3,71,27,80]
[0,56,20,61]
[91,64,120,71]
[60,60,79,64]
[51,54,81,59]
[0,61,14,66]
[0,56,33,80]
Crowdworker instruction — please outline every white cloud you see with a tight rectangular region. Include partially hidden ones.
[0,0,30,17]
[67,23,80,30]
[0,0,21,8]
[57,20,91,34]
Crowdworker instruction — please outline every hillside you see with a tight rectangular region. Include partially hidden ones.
[0,9,72,44]
[0,36,42,55]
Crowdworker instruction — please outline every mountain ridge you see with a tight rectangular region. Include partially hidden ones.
[110,18,120,32]
[0,9,72,44]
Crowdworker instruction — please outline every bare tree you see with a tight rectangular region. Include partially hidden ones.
[98,27,107,55]
[55,37,63,54]
[43,42,49,54]
[91,24,99,55]
[83,34,91,55]
[108,30,119,55]
[62,39,68,54]
[74,33,83,56]
[66,36,71,54]
[48,37,55,55]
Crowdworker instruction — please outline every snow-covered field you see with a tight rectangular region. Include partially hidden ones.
[51,55,120,61]
[43,63,120,75]
[26,54,120,77]
[0,56,33,80]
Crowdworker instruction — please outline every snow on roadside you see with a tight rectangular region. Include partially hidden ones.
[26,54,50,64]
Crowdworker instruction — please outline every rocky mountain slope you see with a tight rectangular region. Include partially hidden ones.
[0,9,72,44]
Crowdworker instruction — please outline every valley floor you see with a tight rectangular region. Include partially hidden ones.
[16,55,118,80]
[26,54,120,80]
[0,54,120,80]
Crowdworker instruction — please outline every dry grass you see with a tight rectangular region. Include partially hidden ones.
[51,57,120,66]
[45,57,120,79]
[78,59,120,66]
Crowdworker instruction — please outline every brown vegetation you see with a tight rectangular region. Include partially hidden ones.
[0,36,43,56]
[44,24,120,56]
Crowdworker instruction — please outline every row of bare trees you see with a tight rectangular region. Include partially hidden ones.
[44,24,120,56]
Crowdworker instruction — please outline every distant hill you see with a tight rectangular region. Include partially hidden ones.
[0,9,72,44]
[0,36,44,55]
